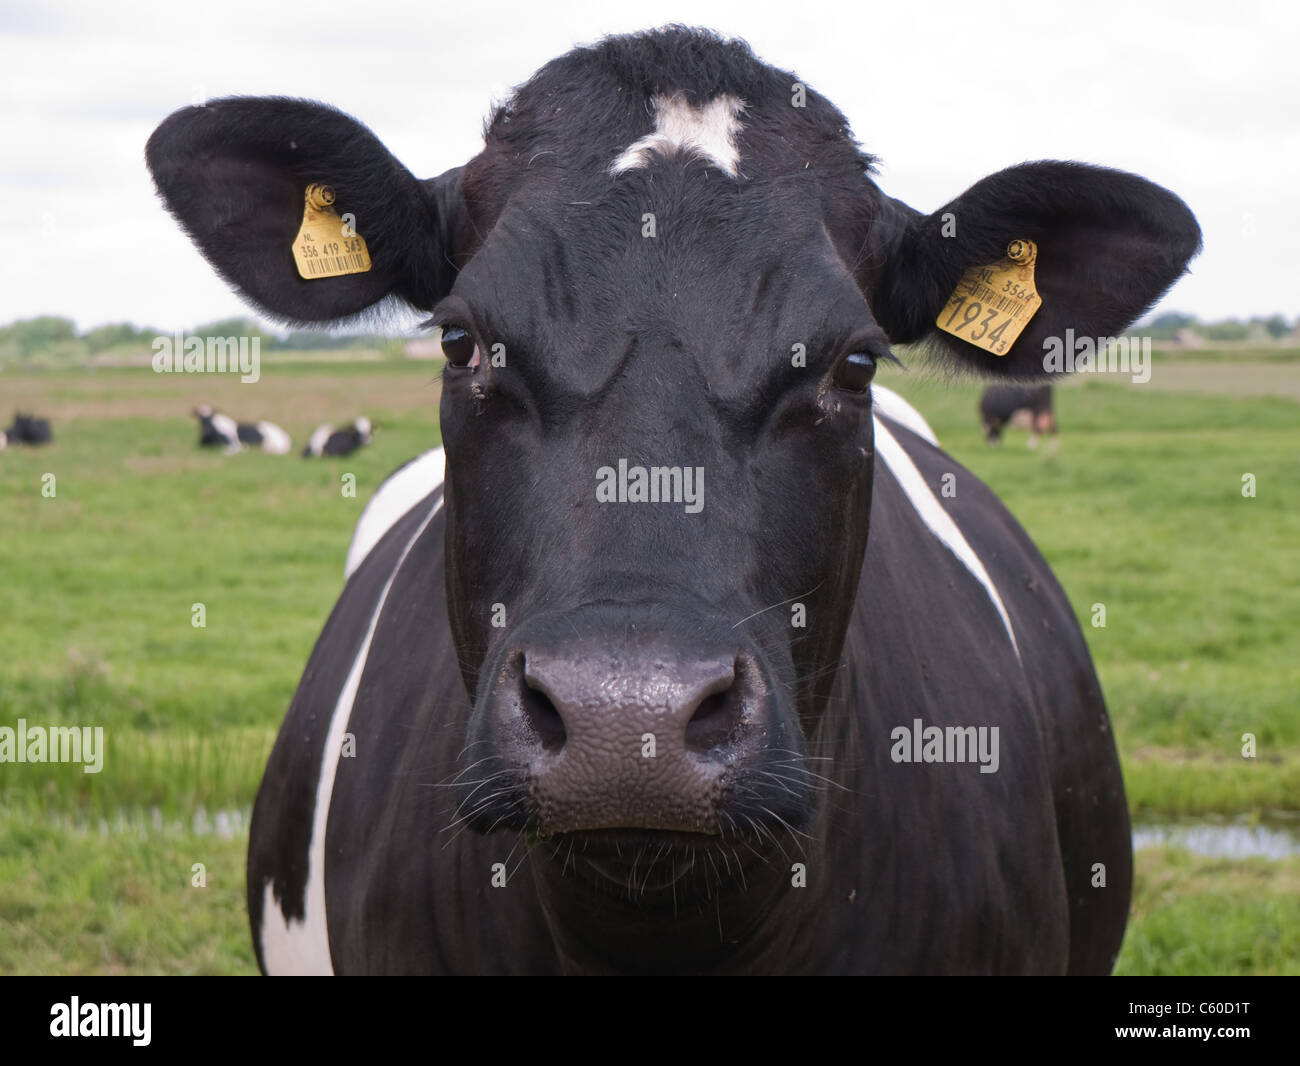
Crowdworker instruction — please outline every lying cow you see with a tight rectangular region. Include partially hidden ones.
[5,413,54,446]
[980,385,1058,448]
[302,417,372,458]
[148,27,1201,974]
[193,404,291,455]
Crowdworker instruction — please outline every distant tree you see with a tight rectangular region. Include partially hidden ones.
[0,316,78,355]
[1261,314,1290,339]
[1202,320,1250,342]
[1133,311,1198,340]
[278,328,394,350]
[1149,311,1198,331]
[0,314,417,367]
[192,317,271,346]
[83,322,152,351]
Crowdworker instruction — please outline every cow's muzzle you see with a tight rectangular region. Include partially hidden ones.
[471,638,782,836]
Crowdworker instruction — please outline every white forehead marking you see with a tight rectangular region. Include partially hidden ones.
[611,93,746,177]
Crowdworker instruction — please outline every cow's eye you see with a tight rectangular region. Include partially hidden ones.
[834,351,877,393]
[440,325,479,368]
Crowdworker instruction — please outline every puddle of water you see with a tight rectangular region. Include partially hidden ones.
[39,808,1300,859]
[48,806,252,840]
[1133,818,1300,860]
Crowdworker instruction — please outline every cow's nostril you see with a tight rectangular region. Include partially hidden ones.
[684,682,742,754]
[521,683,567,752]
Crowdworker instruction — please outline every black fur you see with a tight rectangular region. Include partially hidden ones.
[146,98,459,324]
[6,413,53,446]
[872,163,1202,378]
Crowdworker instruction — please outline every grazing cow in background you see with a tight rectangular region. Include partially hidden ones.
[5,413,54,446]
[193,404,292,454]
[147,27,1201,974]
[302,416,372,458]
[980,385,1058,448]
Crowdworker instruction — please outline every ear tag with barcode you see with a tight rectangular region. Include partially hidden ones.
[936,239,1041,356]
[292,183,372,280]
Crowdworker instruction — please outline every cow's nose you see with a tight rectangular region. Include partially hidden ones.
[485,645,765,834]
[521,650,744,756]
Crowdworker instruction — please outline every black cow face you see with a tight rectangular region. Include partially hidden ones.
[147,28,1199,867]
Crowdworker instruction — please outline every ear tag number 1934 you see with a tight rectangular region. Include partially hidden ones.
[936,239,1041,356]
[292,183,372,280]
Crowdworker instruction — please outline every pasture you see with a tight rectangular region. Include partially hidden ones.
[0,349,1296,974]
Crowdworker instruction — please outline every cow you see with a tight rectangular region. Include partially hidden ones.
[192,404,292,454]
[980,385,1058,448]
[302,416,372,458]
[146,27,1201,974]
[5,413,54,446]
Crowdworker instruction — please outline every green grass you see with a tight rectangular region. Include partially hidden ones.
[1115,847,1300,975]
[0,362,444,815]
[1,348,1296,974]
[0,800,252,975]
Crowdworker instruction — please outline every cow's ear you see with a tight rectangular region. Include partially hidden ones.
[146,97,461,324]
[867,162,1201,378]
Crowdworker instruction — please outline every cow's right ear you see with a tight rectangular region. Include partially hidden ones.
[862,162,1201,379]
[146,97,461,324]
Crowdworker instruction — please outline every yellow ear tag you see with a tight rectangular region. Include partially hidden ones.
[936,239,1041,356]
[292,183,372,280]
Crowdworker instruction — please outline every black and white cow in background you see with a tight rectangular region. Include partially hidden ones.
[4,413,54,447]
[302,416,372,457]
[147,28,1200,974]
[980,385,1058,448]
[193,404,291,455]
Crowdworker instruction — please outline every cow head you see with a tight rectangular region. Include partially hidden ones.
[148,28,1199,951]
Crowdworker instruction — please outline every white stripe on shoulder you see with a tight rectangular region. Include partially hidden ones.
[872,386,939,446]
[344,448,446,579]
[873,417,1019,657]
[259,493,444,975]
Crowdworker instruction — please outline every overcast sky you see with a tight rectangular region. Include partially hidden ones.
[2,0,1295,334]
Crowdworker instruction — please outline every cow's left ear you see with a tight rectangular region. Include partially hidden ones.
[866,162,1201,378]
[147,97,462,324]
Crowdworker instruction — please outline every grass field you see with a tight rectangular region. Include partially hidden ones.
[1,348,1296,974]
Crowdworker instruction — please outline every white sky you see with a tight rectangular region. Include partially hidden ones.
[1,0,1296,333]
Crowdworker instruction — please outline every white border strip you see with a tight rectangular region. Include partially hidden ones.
[345,448,446,579]
[872,385,939,446]
[873,417,1020,658]
[260,494,444,974]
